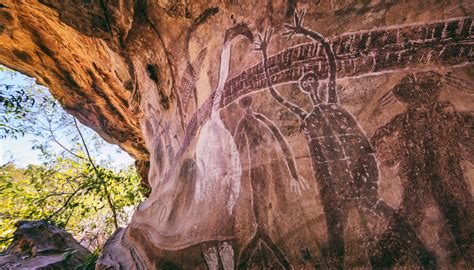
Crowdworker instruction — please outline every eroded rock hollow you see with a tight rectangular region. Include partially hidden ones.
[0,0,473,268]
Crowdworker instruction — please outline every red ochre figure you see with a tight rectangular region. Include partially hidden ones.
[234,95,308,269]
[373,71,474,267]
[255,10,435,268]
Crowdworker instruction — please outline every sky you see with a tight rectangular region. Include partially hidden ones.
[0,134,134,168]
[0,66,135,168]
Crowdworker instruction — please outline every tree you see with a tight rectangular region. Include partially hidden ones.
[0,66,45,139]
[0,161,144,251]
[0,67,146,251]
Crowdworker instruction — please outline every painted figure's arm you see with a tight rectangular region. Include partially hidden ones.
[256,30,307,119]
[233,120,246,149]
[254,112,309,193]
[233,121,250,173]
[457,112,474,163]
[371,115,404,167]
[283,10,338,103]
[371,115,401,146]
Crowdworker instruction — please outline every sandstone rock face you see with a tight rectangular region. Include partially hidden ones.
[1,1,473,268]
[0,220,91,269]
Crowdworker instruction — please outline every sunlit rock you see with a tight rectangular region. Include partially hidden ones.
[0,1,472,268]
[0,220,91,269]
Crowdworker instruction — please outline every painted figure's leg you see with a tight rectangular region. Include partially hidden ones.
[202,244,220,270]
[352,155,395,219]
[250,166,272,226]
[203,242,237,270]
[321,194,346,269]
[218,242,235,270]
[352,156,436,267]
[311,157,347,269]
[237,228,292,269]
[369,212,437,268]
[258,229,292,269]
[429,169,474,265]
[237,162,278,269]
[237,231,260,269]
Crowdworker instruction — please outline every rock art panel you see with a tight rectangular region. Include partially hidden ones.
[0,1,472,269]
[253,15,432,268]
[98,7,473,267]
[233,95,309,269]
[98,7,473,268]
[372,71,474,266]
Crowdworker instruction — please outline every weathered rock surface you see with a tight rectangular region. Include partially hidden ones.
[0,220,91,269]
[1,0,473,269]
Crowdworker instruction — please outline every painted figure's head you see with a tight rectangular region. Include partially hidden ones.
[299,71,321,103]
[224,23,254,45]
[392,71,442,106]
[239,95,253,108]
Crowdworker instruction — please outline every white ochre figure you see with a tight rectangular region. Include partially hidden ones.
[195,24,253,270]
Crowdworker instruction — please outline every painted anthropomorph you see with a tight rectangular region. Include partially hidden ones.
[372,71,474,267]
[233,95,309,269]
[255,11,434,268]
[129,24,254,270]
[194,24,254,270]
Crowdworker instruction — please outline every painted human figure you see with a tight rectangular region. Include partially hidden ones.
[137,24,253,270]
[233,95,309,269]
[372,71,474,266]
[193,23,254,270]
[255,11,434,268]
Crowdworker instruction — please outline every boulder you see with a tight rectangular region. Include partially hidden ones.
[0,220,91,269]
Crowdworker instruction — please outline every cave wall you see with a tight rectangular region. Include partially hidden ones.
[0,1,473,268]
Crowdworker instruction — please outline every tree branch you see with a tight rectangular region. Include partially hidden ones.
[73,118,119,229]
[50,129,84,160]
[47,187,83,219]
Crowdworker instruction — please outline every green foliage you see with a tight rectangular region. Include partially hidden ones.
[0,66,52,139]
[77,249,100,270]
[0,160,144,251]
[0,66,146,259]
